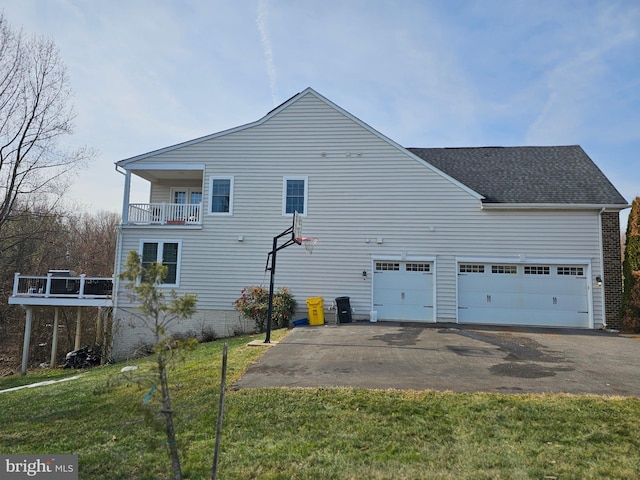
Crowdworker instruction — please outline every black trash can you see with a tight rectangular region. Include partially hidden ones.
[335,296,352,323]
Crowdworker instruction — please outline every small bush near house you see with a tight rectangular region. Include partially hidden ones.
[234,286,297,332]
[200,326,218,343]
[622,271,640,332]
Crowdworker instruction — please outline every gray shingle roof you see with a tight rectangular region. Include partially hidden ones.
[407,145,628,205]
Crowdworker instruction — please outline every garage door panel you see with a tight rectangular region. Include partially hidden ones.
[379,303,433,321]
[461,277,585,296]
[460,307,588,327]
[554,294,589,312]
[545,278,587,295]
[374,262,434,322]
[381,289,433,306]
[461,292,586,312]
[458,263,589,328]
[397,278,428,291]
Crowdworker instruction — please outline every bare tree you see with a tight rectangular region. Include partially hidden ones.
[65,211,120,276]
[0,208,119,370]
[0,13,91,232]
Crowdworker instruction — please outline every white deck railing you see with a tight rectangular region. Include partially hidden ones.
[127,203,201,225]
[12,273,113,298]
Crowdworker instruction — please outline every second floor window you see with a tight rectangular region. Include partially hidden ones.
[283,176,308,215]
[210,176,234,214]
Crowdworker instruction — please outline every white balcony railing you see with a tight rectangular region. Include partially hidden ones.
[127,203,201,225]
[12,273,113,299]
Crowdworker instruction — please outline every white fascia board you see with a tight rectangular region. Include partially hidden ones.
[126,163,205,172]
[8,297,113,307]
[480,203,630,211]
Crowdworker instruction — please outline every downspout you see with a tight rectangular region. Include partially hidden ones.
[597,207,606,329]
[108,225,124,361]
[112,165,127,359]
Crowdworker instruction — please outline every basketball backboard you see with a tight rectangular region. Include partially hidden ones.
[292,211,318,254]
[293,210,303,245]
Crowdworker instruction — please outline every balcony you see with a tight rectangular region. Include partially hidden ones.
[126,203,202,226]
[9,272,113,307]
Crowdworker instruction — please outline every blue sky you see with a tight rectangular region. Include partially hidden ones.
[1,0,638,227]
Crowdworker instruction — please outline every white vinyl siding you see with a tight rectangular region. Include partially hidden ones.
[116,91,607,333]
[151,181,202,205]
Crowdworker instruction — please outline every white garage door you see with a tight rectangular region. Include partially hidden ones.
[458,263,589,327]
[373,261,434,322]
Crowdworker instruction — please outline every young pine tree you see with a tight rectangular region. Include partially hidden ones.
[120,251,197,480]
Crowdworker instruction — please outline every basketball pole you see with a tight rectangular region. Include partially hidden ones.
[264,227,296,343]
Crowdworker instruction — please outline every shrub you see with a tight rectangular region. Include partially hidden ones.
[199,326,218,343]
[622,271,640,333]
[234,286,297,332]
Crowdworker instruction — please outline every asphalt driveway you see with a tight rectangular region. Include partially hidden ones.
[235,322,640,396]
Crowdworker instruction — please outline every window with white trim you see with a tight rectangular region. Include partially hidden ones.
[170,187,202,222]
[140,240,181,286]
[492,265,517,274]
[209,176,234,214]
[459,264,485,273]
[524,266,550,275]
[283,176,308,215]
[376,262,400,271]
[406,263,430,272]
[171,187,202,205]
[557,266,584,276]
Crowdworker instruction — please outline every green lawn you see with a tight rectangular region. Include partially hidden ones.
[1,329,639,479]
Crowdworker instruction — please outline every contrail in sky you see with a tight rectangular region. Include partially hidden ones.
[257,0,278,106]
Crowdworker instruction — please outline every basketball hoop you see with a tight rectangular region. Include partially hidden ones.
[264,213,318,344]
[296,237,318,254]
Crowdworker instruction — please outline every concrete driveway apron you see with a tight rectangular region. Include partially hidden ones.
[234,323,640,396]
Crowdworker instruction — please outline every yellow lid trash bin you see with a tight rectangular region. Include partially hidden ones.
[305,297,325,326]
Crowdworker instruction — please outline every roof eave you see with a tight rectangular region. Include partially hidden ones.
[480,203,631,211]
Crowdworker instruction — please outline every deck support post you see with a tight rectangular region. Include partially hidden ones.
[96,307,104,357]
[50,307,60,368]
[21,306,33,375]
[74,308,83,350]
